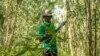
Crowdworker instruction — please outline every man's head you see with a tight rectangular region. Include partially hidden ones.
[42,9,52,23]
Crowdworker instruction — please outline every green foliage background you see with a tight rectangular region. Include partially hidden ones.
[0,0,100,56]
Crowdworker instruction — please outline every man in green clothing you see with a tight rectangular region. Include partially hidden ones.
[38,9,57,56]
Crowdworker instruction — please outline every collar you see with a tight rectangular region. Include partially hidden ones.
[43,21,51,26]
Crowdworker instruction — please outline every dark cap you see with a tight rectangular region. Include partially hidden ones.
[42,9,52,18]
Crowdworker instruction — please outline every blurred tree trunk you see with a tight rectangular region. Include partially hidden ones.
[3,0,16,48]
[94,0,97,56]
[68,22,74,56]
[94,5,97,56]
[66,0,74,56]
[85,0,93,56]
[75,0,85,56]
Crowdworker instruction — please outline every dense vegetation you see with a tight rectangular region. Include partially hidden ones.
[0,0,100,56]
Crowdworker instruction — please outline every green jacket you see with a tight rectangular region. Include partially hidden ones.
[38,22,57,51]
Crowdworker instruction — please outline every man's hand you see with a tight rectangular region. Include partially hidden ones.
[39,30,51,42]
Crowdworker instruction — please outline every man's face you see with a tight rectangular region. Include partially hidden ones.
[43,16,52,23]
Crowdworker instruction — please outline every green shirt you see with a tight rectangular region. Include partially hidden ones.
[38,22,57,51]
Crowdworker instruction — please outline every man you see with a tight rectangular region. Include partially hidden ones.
[38,9,57,56]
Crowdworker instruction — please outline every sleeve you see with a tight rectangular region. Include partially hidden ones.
[38,25,45,38]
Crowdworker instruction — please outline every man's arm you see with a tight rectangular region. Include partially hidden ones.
[38,25,51,42]
[39,28,52,42]
[39,32,50,42]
